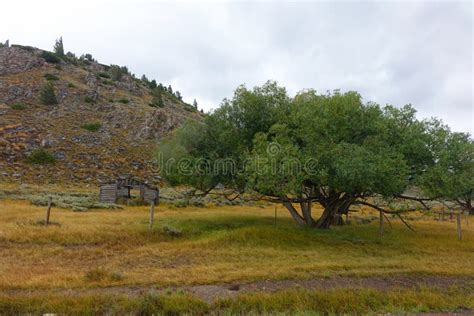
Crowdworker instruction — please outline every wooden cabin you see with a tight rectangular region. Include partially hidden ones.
[99,176,159,204]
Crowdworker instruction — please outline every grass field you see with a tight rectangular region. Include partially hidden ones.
[0,189,473,314]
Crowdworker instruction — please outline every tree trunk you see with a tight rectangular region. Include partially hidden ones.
[283,201,306,226]
[300,201,314,226]
[466,198,473,215]
[315,205,339,229]
[315,194,355,229]
[332,214,344,225]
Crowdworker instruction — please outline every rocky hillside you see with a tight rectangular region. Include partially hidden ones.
[0,44,201,185]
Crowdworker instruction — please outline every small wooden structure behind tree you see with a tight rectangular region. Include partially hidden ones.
[99,176,159,204]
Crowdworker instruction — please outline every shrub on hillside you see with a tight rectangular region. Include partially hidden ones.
[39,83,58,105]
[84,96,95,104]
[9,102,26,110]
[98,72,110,79]
[109,65,129,81]
[150,88,164,108]
[65,52,78,65]
[118,98,129,104]
[26,148,56,165]
[44,73,59,81]
[149,99,164,108]
[81,122,101,132]
[41,51,61,64]
[80,53,94,62]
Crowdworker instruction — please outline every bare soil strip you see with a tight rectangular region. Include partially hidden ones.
[3,275,473,303]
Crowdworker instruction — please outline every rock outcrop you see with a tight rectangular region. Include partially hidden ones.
[0,44,201,184]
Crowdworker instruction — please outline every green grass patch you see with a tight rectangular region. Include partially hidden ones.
[102,79,114,85]
[81,122,101,132]
[84,96,95,104]
[44,73,59,81]
[98,72,111,79]
[0,287,471,315]
[26,149,56,165]
[0,292,208,315]
[9,102,27,110]
[118,98,129,104]
[39,83,58,105]
[216,287,473,315]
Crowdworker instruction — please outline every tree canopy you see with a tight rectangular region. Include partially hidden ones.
[157,81,473,228]
[419,128,473,213]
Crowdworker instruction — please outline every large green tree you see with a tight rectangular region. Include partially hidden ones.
[419,129,474,214]
[157,81,463,228]
[245,90,433,228]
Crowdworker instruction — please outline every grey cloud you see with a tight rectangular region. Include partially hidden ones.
[1,0,472,133]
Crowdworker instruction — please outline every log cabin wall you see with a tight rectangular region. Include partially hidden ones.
[99,184,118,203]
[99,177,159,204]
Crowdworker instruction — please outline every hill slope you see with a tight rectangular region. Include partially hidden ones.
[0,44,201,184]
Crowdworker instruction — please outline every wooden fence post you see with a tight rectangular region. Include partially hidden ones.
[456,212,462,240]
[45,197,52,226]
[274,207,277,226]
[149,201,155,231]
[379,210,384,236]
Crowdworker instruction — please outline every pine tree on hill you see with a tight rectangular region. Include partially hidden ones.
[39,83,58,105]
[54,37,64,56]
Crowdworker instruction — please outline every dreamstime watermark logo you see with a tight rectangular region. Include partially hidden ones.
[266,142,281,155]
[155,142,319,177]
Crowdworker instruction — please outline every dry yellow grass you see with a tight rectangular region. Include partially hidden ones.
[0,198,473,291]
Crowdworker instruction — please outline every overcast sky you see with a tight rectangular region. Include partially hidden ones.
[1,0,472,134]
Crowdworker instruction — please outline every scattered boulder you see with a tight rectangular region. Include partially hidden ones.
[0,46,45,75]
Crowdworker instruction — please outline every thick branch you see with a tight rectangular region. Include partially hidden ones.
[383,213,393,228]
[191,186,216,197]
[395,194,435,210]
[356,200,417,232]
[356,200,418,214]
[395,213,416,232]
